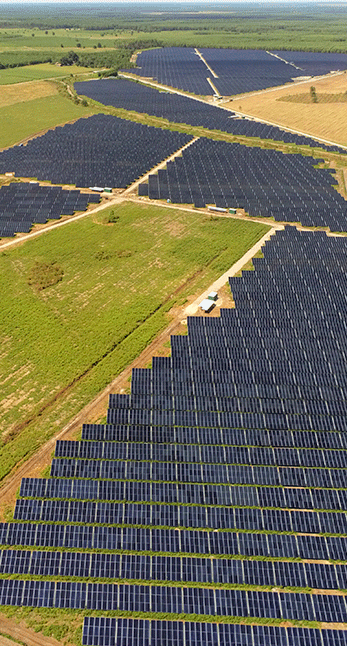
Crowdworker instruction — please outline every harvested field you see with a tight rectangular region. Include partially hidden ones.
[0,80,57,109]
[225,72,347,147]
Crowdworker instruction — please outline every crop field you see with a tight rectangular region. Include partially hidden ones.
[0,200,269,483]
[226,72,347,148]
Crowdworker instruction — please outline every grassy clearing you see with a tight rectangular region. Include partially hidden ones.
[0,201,269,483]
[0,93,94,149]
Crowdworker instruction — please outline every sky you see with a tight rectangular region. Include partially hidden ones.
[2,0,346,3]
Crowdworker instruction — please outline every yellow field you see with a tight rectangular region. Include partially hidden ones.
[224,72,347,147]
[0,80,57,108]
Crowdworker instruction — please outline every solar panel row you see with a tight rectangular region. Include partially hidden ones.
[18,476,347,511]
[82,617,347,646]
[2,522,347,561]
[0,549,344,589]
[14,498,347,535]
[80,423,347,448]
[56,437,347,467]
[106,405,347,432]
[0,578,346,620]
[49,456,347,490]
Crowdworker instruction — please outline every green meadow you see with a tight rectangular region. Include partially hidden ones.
[0,201,269,481]
[0,93,94,149]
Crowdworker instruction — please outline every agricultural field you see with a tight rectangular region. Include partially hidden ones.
[0,200,269,484]
[225,72,347,148]
[0,63,92,85]
[0,79,58,107]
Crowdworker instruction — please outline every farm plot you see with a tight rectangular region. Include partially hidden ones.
[0,182,100,238]
[0,114,193,188]
[143,138,347,231]
[1,229,347,644]
[0,80,57,109]
[76,78,345,154]
[0,201,268,482]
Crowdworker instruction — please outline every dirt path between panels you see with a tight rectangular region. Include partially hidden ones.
[0,614,63,646]
[0,225,278,517]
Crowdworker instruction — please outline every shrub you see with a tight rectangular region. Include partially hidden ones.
[27,261,64,291]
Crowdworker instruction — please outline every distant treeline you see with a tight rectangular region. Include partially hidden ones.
[0,40,162,72]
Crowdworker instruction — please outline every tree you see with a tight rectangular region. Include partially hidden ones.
[60,50,80,66]
[310,86,318,103]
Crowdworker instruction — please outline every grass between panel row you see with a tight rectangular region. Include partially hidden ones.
[0,572,339,596]
[52,454,347,468]
[1,544,345,564]
[45,475,347,492]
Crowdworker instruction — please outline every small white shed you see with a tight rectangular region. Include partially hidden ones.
[199,299,215,313]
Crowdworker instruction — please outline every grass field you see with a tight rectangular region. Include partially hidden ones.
[224,73,347,148]
[0,93,94,149]
[0,200,269,483]
[0,63,92,85]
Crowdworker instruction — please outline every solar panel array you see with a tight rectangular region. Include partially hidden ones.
[271,50,347,77]
[0,182,100,237]
[122,46,347,97]
[1,228,347,643]
[143,137,347,230]
[75,78,345,154]
[123,47,215,95]
[83,619,347,646]
[0,115,192,189]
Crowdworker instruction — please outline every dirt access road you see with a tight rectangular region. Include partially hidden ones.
[0,614,62,646]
